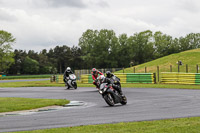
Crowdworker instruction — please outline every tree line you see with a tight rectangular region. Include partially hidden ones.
[1,29,200,75]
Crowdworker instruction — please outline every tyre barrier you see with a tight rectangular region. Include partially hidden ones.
[161,72,200,85]
[81,73,156,84]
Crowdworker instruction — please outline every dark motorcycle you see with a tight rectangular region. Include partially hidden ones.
[109,75,121,87]
[65,74,77,89]
[98,82,127,106]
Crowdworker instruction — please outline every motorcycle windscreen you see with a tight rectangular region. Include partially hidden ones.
[69,74,76,80]
[100,83,107,90]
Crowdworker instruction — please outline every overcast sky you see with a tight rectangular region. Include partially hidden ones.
[1,0,200,52]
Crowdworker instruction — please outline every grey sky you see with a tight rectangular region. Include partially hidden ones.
[0,0,200,52]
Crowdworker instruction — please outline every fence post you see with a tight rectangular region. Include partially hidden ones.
[123,68,124,73]
[157,66,159,83]
[153,73,156,84]
[186,64,188,73]
[112,68,115,73]
[178,64,180,72]
[197,64,199,73]
[133,67,135,73]
[145,67,147,73]
[170,65,172,72]
[77,70,79,80]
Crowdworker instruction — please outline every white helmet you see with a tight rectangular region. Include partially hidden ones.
[98,75,105,83]
[66,67,71,72]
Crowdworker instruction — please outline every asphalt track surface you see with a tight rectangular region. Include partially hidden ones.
[1,87,200,132]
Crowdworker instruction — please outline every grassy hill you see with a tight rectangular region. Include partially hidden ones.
[116,48,200,74]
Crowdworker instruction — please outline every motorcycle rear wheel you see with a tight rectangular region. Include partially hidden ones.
[104,93,115,106]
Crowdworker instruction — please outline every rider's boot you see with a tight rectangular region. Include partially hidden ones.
[112,84,123,96]
[96,84,100,90]
[112,84,126,100]
[96,83,100,90]
[117,87,126,100]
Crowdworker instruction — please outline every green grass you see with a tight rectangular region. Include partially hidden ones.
[0,74,52,80]
[0,97,69,113]
[0,80,93,87]
[0,80,64,87]
[0,80,200,89]
[9,117,200,133]
[116,48,200,73]
[121,83,200,89]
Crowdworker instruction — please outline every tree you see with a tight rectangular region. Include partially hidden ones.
[128,30,154,64]
[38,52,52,74]
[70,46,83,69]
[78,29,119,68]
[179,33,200,51]
[79,29,99,68]
[47,48,58,73]
[7,49,27,74]
[93,29,118,68]
[53,45,71,73]
[153,31,174,58]
[169,38,180,54]
[0,30,15,73]
[118,34,130,67]
[23,56,39,74]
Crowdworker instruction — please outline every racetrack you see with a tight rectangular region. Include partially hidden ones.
[1,87,200,132]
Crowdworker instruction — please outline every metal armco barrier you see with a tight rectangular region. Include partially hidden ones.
[81,73,156,84]
[161,72,200,85]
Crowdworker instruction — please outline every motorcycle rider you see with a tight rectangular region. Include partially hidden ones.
[63,67,73,89]
[105,71,114,78]
[105,71,124,96]
[91,68,104,89]
[106,71,120,81]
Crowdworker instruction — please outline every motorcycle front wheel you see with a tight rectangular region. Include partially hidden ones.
[104,93,115,106]
[73,82,77,89]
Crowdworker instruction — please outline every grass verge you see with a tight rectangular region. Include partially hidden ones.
[8,117,200,133]
[0,97,69,113]
[0,75,52,80]
[0,80,63,87]
[117,48,200,73]
[0,80,200,89]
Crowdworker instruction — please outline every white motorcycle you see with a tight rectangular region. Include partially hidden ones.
[65,74,77,89]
